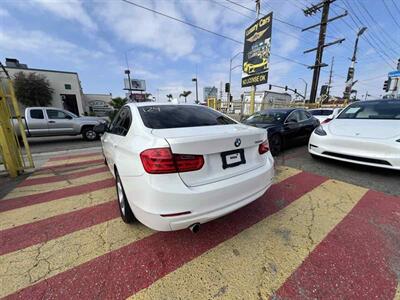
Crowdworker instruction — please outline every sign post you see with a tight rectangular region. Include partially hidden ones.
[241,12,272,115]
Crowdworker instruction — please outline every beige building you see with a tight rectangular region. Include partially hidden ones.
[4,58,112,117]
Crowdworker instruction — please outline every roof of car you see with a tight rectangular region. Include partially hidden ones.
[128,102,199,107]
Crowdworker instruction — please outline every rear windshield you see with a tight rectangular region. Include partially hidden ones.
[138,105,236,129]
[337,101,400,120]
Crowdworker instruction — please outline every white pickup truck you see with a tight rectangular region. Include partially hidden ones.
[13,107,107,141]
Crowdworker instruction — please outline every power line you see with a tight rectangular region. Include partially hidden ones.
[392,0,400,15]
[382,0,400,30]
[121,0,242,44]
[341,0,395,68]
[353,0,400,54]
[209,0,316,46]
[121,0,309,68]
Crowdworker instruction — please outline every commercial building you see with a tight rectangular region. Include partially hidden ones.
[242,90,292,115]
[3,58,112,116]
[203,86,218,101]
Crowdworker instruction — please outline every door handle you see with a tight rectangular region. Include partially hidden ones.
[48,121,55,123]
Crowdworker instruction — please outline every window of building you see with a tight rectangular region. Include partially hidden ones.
[64,84,72,90]
[30,109,44,119]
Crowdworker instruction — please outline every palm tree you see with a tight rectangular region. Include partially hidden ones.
[179,91,192,103]
[166,94,173,102]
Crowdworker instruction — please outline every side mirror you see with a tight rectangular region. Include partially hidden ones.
[65,115,73,120]
[94,123,108,134]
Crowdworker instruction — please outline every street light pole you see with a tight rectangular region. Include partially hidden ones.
[124,69,132,99]
[192,78,198,104]
[343,27,367,101]
[298,78,308,100]
[228,51,243,105]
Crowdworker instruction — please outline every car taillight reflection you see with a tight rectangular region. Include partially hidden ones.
[140,148,204,174]
[321,118,332,124]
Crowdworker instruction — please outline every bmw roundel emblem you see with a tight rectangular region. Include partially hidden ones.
[234,138,241,147]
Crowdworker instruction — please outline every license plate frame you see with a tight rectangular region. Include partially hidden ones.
[221,149,246,169]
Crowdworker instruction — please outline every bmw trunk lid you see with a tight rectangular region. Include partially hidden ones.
[151,124,268,187]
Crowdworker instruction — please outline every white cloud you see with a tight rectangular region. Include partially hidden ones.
[95,0,195,59]
[31,0,97,31]
[0,29,105,65]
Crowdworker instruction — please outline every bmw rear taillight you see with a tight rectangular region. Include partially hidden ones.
[140,148,204,174]
[258,140,269,154]
[321,118,332,124]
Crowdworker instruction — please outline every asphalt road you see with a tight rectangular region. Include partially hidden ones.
[25,135,101,154]
[276,145,400,196]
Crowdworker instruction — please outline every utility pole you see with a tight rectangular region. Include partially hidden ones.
[298,78,308,100]
[343,27,367,101]
[192,77,199,104]
[303,0,347,103]
[327,56,334,97]
[250,0,260,114]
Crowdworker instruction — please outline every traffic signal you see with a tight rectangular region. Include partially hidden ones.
[285,86,288,91]
[229,95,233,102]
[225,83,230,93]
[269,84,272,90]
[383,80,388,92]
[294,89,297,94]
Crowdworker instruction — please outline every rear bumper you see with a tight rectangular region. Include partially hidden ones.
[309,133,400,170]
[121,153,274,231]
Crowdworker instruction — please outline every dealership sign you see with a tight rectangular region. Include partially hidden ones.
[124,79,146,91]
[242,13,273,88]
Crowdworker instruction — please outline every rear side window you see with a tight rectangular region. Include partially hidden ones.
[30,109,44,119]
[109,107,131,136]
[138,105,236,129]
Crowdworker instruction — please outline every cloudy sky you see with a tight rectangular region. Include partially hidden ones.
[1,0,399,102]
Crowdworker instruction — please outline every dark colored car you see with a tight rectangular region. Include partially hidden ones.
[242,108,320,156]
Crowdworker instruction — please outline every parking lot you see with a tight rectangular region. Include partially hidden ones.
[0,146,399,299]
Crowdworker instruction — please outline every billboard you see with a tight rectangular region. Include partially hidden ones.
[241,13,273,88]
[124,79,146,91]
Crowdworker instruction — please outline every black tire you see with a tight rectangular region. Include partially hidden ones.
[115,170,136,224]
[269,134,282,156]
[82,126,98,141]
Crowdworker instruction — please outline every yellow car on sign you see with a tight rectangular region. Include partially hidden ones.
[243,58,268,74]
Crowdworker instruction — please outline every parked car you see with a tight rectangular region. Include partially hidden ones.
[95,103,274,232]
[308,108,342,123]
[309,99,400,170]
[242,108,320,156]
[12,107,106,141]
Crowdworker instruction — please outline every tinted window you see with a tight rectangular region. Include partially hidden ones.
[245,110,288,125]
[304,111,313,119]
[309,110,321,116]
[322,110,333,115]
[286,111,301,123]
[30,109,44,119]
[110,107,131,136]
[337,101,400,120]
[138,105,236,129]
[298,110,310,121]
[47,110,70,119]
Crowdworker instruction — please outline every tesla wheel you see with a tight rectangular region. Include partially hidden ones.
[82,127,98,141]
[269,134,282,156]
[115,170,136,224]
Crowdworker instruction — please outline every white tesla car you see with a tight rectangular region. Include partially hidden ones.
[309,99,400,170]
[96,103,274,231]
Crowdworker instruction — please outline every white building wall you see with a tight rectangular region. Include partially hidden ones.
[5,67,84,115]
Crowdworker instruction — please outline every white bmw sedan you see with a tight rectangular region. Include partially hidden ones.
[309,99,400,170]
[98,103,274,231]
